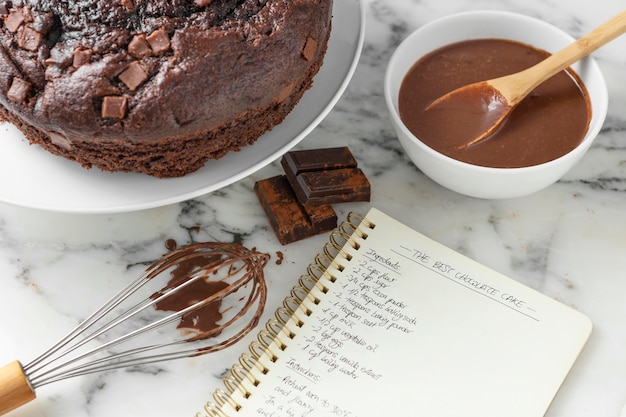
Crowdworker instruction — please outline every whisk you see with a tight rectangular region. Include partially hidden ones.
[0,242,268,416]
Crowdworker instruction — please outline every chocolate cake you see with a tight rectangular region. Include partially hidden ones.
[0,0,333,177]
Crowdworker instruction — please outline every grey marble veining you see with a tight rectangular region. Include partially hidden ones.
[1,0,626,416]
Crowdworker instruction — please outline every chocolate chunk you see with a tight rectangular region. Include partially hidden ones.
[7,77,31,103]
[281,146,358,174]
[281,147,371,205]
[17,26,41,51]
[128,34,152,58]
[119,61,148,90]
[302,37,317,61]
[72,48,92,68]
[305,202,339,233]
[194,0,213,6]
[254,175,337,245]
[4,9,24,33]
[48,131,72,150]
[277,81,295,103]
[146,28,170,55]
[0,5,8,16]
[289,168,371,205]
[101,96,128,119]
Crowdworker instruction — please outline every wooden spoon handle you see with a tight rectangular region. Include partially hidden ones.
[0,361,36,416]
[495,10,626,105]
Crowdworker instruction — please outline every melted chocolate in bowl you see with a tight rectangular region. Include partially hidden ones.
[398,39,592,168]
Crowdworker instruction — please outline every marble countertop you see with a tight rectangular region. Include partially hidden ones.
[2,0,626,416]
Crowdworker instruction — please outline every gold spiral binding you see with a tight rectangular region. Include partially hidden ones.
[274,306,299,335]
[202,393,230,416]
[239,352,268,375]
[223,371,250,400]
[266,318,294,343]
[327,230,353,260]
[311,253,331,272]
[282,295,309,326]
[242,349,272,375]
[212,389,240,411]
[322,241,345,272]
[348,215,371,240]
[342,217,359,230]
[258,329,284,353]
[299,274,328,296]
[309,253,340,283]
[322,242,345,272]
[298,274,317,291]
[200,212,367,416]
[339,221,360,246]
[316,251,336,266]
[291,283,321,308]
[331,223,364,253]
[348,211,372,229]
[248,340,271,362]
[231,362,260,387]
[306,261,326,279]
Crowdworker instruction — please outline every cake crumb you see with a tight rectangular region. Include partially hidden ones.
[275,251,284,265]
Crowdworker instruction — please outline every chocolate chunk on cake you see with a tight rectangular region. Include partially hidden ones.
[0,0,333,177]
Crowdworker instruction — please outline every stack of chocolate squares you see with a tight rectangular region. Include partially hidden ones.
[255,147,371,244]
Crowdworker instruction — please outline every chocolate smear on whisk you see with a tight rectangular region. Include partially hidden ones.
[152,251,229,336]
[148,242,269,342]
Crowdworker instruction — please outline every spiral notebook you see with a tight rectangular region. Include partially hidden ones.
[197,208,592,417]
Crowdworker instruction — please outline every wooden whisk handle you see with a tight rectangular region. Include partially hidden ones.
[0,361,36,415]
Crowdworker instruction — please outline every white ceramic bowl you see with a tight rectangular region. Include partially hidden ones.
[384,11,608,199]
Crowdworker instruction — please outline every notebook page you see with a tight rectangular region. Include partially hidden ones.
[217,208,592,417]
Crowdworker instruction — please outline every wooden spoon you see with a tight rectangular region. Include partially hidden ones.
[426,10,626,149]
